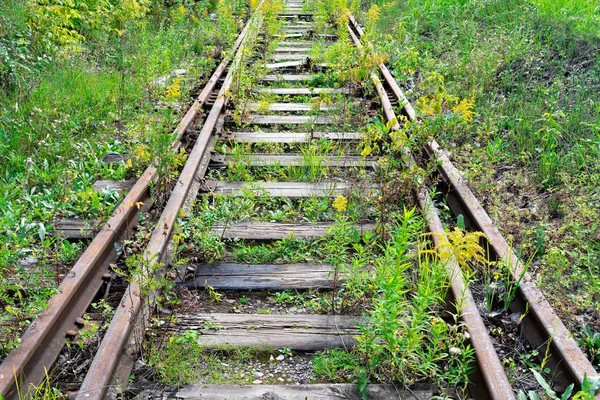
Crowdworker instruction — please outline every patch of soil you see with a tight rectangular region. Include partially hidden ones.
[175,286,329,315]
[469,276,541,394]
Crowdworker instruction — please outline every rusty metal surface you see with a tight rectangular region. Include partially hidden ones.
[370,71,516,400]
[427,140,599,391]
[0,168,154,399]
[348,15,415,120]
[75,10,262,399]
[349,17,515,398]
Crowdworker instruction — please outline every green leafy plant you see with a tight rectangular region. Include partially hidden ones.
[279,347,292,357]
[519,369,573,400]
[573,374,600,400]
[578,325,600,367]
[314,208,475,397]
[205,280,222,303]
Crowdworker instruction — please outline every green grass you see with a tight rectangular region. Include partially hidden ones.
[149,339,267,386]
[530,0,600,36]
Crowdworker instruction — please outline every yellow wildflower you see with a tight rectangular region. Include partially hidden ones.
[360,145,372,157]
[452,96,476,123]
[332,195,348,212]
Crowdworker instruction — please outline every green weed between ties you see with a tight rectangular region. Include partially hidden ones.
[311,208,475,397]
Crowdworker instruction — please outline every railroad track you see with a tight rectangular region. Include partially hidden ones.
[0,0,597,399]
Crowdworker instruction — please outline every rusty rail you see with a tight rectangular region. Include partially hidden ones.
[348,13,598,396]
[426,140,599,390]
[4,7,595,400]
[0,15,251,400]
[347,17,516,400]
[75,5,267,399]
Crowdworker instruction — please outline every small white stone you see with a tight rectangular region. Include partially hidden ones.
[171,69,187,76]
[276,354,285,361]
[269,355,275,361]
[153,76,168,86]
[253,379,263,384]
[254,371,264,378]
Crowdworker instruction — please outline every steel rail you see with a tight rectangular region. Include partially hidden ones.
[348,14,598,396]
[348,15,415,121]
[75,5,267,399]
[426,140,600,391]
[0,174,153,399]
[347,18,516,400]
[0,15,250,400]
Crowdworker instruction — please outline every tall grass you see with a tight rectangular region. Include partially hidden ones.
[530,0,600,36]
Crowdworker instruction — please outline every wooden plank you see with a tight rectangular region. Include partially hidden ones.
[210,154,376,168]
[277,41,314,46]
[53,219,98,239]
[92,180,136,192]
[282,25,314,29]
[204,181,378,198]
[265,61,327,70]
[282,27,313,31]
[222,131,363,143]
[179,263,340,290]
[211,221,376,240]
[266,60,304,70]
[274,33,305,39]
[175,384,437,400]
[256,87,350,95]
[278,14,314,20]
[244,115,336,125]
[275,47,312,52]
[173,313,360,351]
[261,74,315,82]
[245,102,357,111]
[270,53,309,61]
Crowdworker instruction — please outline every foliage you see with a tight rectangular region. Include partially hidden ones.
[314,209,475,397]
[12,372,64,400]
[578,325,600,368]
[440,227,487,274]
[519,370,600,400]
[518,368,574,400]
[362,0,600,374]
[313,349,361,382]
[148,342,265,386]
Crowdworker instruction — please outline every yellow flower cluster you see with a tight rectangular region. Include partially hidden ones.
[332,195,348,212]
